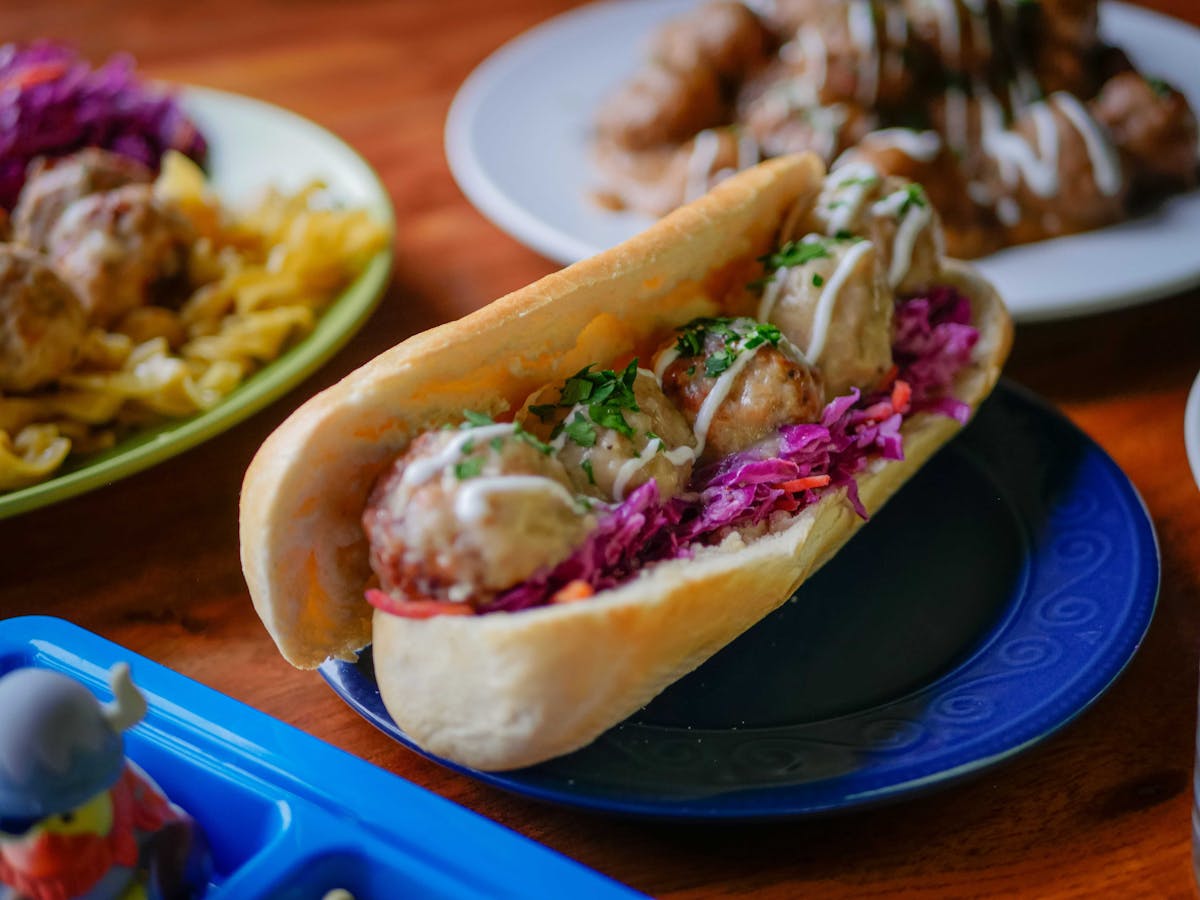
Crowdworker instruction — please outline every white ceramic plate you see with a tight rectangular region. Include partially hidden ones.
[0,86,394,519]
[445,0,1200,323]
[1186,370,1200,491]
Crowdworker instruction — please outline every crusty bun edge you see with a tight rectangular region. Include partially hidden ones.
[240,154,823,668]
[371,262,1010,771]
[239,154,1012,771]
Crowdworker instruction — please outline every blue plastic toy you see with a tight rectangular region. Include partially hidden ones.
[0,617,643,900]
[0,663,210,900]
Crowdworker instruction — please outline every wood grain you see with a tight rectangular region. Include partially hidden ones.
[2,1,1199,896]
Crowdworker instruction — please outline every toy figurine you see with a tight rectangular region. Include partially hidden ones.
[0,664,210,900]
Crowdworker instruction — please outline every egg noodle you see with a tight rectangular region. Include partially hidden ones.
[0,152,389,490]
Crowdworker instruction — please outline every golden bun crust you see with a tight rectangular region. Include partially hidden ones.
[239,153,1012,770]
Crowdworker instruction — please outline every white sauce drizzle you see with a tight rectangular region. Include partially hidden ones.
[1006,81,1025,119]
[883,3,908,83]
[847,0,879,107]
[943,87,969,156]
[996,196,1020,226]
[865,128,942,161]
[929,0,963,69]
[454,476,579,523]
[736,131,761,172]
[757,267,790,322]
[691,339,767,458]
[978,88,1006,144]
[806,240,875,361]
[796,25,828,98]
[872,190,933,288]
[984,100,1061,197]
[1050,92,1123,197]
[967,180,992,205]
[778,27,827,112]
[684,129,722,201]
[401,423,515,486]
[968,2,991,57]
[611,439,665,500]
[809,104,849,161]
[820,161,879,233]
[653,346,680,382]
[1016,68,1041,107]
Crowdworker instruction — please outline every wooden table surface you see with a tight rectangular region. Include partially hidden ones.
[3,1,1200,896]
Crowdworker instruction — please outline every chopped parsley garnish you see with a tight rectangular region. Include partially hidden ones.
[743,322,781,350]
[453,457,484,480]
[705,349,735,377]
[533,361,640,419]
[462,410,493,427]
[675,317,782,380]
[581,458,596,485]
[813,273,825,287]
[512,421,554,455]
[834,229,858,241]
[535,360,641,447]
[899,183,928,215]
[561,413,597,447]
[590,404,634,438]
[489,436,504,451]
[461,438,475,453]
[1147,76,1172,98]
[758,239,831,274]
[676,328,704,357]
[832,173,879,190]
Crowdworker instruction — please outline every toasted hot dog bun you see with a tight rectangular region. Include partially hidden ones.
[240,153,1012,771]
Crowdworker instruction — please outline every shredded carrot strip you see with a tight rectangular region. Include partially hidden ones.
[862,400,895,421]
[0,61,68,91]
[365,588,475,618]
[552,580,595,604]
[780,474,831,493]
[891,379,912,414]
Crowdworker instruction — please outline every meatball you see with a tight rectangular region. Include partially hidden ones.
[0,245,87,393]
[980,92,1128,245]
[596,63,726,152]
[757,235,893,399]
[802,164,943,292]
[901,0,1003,81]
[45,183,192,327]
[738,79,877,163]
[655,317,824,462]
[832,130,1001,259]
[1031,0,1099,55]
[807,0,919,109]
[520,363,697,502]
[1091,72,1199,195]
[363,420,595,608]
[596,125,763,216]
[12,149,153,251]
[651,0,770,81]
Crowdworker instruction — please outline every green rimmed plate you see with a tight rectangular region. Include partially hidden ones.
[0,86,395,520]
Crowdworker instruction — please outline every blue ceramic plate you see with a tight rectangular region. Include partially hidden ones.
[322,381,1159,819]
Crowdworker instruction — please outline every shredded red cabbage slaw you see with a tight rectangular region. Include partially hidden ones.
[0,43,207,209]
[371,287,979,617]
